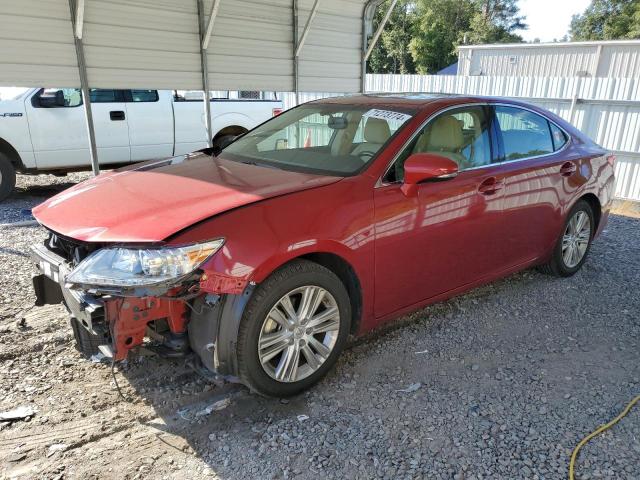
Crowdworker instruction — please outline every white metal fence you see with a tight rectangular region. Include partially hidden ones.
[279,74,640,201]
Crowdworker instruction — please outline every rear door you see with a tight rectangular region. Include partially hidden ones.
[124,89,174,161]
[492,105,577,267]
[26,88,130,168]
[373,104,508,318]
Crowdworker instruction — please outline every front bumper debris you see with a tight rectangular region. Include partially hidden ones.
[30,238,254,381]
[30,243,189,360]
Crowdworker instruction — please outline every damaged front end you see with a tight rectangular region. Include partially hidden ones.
[31,231,248,381]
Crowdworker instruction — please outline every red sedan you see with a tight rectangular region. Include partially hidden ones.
[30,95,615,397]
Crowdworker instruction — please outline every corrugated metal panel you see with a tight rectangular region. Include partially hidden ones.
[457,41,640,78]
[205,0,294,91]
[0,0,79,86]
[82,0,202,90]
[296,0,364,93]
[0,0,369,92]
[280,73,640,201]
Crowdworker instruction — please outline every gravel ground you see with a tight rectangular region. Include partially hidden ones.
[0,174,639,480]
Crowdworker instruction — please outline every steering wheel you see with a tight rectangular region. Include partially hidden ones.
[357,150,375,161]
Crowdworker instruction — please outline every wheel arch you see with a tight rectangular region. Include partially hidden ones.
[0,137,24,170]
[212,125,249,142]
[252,250,364,336]
[577,192,601,231]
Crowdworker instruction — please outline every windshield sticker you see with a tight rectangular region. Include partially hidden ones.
[363,109,412,123]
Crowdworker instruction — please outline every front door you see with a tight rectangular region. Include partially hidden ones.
[124,89,174,161]
[26,88,130,168]
[373,105,507,318]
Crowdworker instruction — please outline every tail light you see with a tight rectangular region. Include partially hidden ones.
[272,108,283,117]
[606,154,616,167]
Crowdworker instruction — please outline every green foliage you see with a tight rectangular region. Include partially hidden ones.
[409,0,475,74]
[570,0,640,40]
[367,0,527,75]
[368,0,417,74]
[464,0,527,44]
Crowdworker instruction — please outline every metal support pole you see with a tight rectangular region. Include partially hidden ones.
[197,0,214,148]
[68,0,99,175]
[364,0,398,61]
[202,0,221,50]
[293,0,299,105]
[360,0,386,93]
[295,0,321,58]
[569,76,583,126]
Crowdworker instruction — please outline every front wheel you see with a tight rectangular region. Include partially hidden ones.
[539,200,594,277]
[237,260,351,397]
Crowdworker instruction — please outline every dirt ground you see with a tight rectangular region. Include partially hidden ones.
[0,175,639,479]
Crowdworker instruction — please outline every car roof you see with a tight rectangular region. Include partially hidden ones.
[308,93,491,108]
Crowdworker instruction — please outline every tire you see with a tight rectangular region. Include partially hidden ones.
[539,199,595,277]
[0,153,16,202]
[237,259,351,397]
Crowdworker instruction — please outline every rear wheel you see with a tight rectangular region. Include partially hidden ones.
[539,200,594,277]
[0,153,16,202]
[237,260,351,397]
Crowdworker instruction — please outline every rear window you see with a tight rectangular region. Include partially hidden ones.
[130,90,159,102]
[495,106,554,160]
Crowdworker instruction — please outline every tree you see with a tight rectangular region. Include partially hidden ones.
[368,1,417,74]
[367,0,527,74]
[570,0,640,40]
[409,0,476,74]
[464,0,527,44]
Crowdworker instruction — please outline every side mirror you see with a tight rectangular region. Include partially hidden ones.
[401,153,458,196]
[36,90,66,107]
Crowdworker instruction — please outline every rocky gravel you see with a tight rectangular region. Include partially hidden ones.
[0,174,639,479]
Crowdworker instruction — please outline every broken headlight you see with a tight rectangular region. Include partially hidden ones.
[65,239,224,288]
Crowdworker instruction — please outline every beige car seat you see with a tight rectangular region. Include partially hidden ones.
[351,118,391,158]
[415,115,467,167]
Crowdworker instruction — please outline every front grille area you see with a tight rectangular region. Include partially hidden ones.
[45,230,100,266]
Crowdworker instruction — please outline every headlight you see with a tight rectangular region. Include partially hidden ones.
[66,239,224,288]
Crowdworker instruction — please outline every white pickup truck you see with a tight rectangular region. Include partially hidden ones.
[0,88,283,200]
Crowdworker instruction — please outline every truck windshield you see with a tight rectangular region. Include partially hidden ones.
[220,103,416,176]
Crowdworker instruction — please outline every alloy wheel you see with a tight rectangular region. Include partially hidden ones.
[562,210,591,268]
[258,285,340,383]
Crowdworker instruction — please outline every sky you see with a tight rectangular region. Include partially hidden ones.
[0,0,592,97]
[519,0,592,42]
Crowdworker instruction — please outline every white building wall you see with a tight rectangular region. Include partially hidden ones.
[457,41,640,78]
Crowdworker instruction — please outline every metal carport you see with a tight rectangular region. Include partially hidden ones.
[0,0,396,174]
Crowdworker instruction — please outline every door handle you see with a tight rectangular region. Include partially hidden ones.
[478,177,504,195]
[110,110,125,121]
[560,161,577,176]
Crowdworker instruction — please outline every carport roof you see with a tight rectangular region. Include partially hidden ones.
[0,0,383,93]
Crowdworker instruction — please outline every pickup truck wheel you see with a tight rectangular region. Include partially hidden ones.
[237,259,351,397]
[0,153,16,202]
[539,200,594,277]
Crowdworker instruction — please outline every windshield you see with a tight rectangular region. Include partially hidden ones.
[220,103,416,176]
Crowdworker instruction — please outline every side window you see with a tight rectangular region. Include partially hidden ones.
[495,106,553,160]
[88,89,118,103]
[36,88,82,107]
[549,122,568,151]
[385,106,492,183]
[130,90,159,102]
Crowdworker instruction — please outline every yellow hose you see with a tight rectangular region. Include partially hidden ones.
[569,394,640,480]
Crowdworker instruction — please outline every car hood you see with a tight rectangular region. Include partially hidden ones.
[32,153,341,243]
